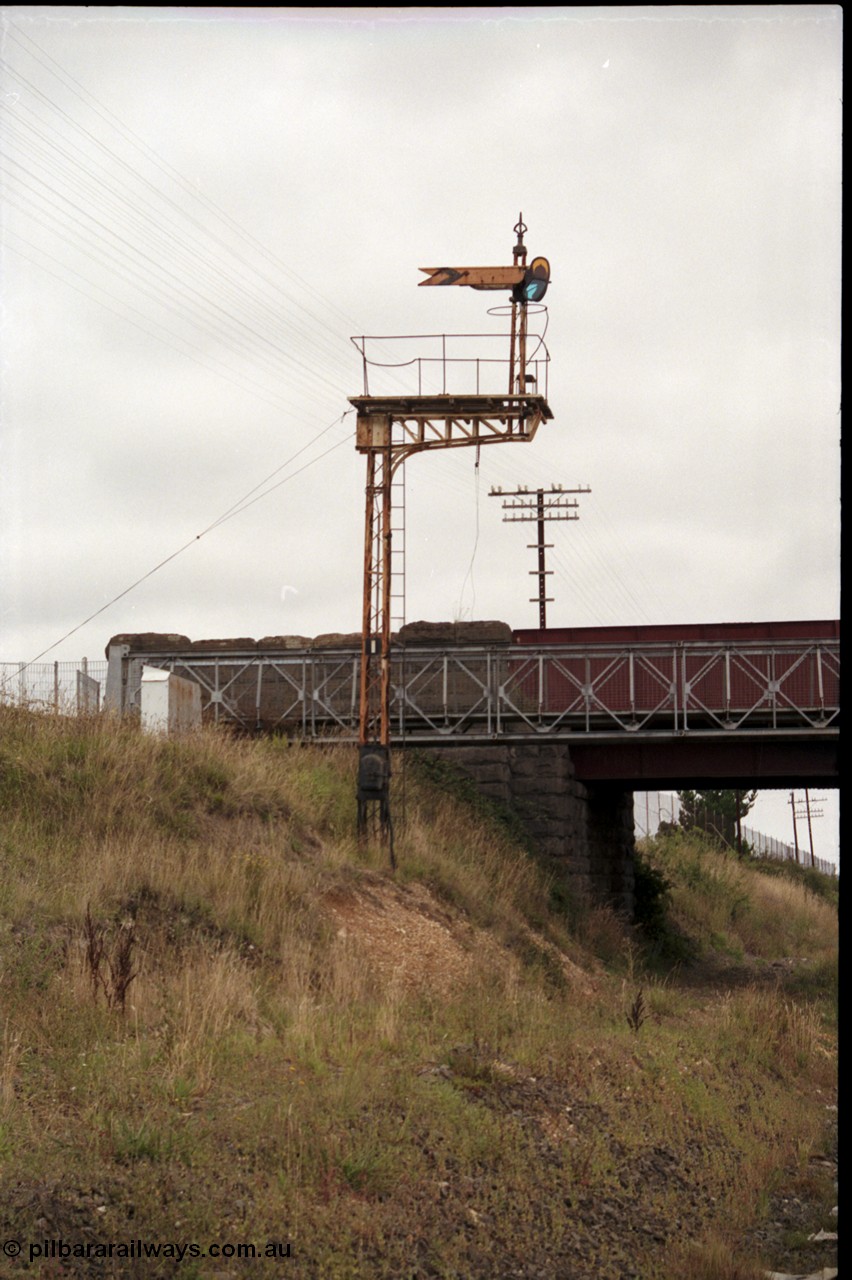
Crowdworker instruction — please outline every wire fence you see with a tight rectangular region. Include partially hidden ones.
[0,659,108,713]
[634,791,836,876]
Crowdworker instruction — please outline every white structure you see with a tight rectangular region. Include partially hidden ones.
[140,665,201,735]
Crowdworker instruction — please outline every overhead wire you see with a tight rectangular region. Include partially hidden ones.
[2,23,674,656]
[437,353,669,626]
[3,24,510,405]
[567,511,657,624]
[548,543,624,626]
[3,230,338,420]
[0,70,355,404]
[586,492,671,619]
[2,413,355,685]
[0,47,373,434]
[0,107,350,375]
[204,412,353,530]
[2,24,458,408]
[0,27,423,679]
[433,461,663,628]
[0,149,349,400]
[2,25,371,347]
[0,68,419,414]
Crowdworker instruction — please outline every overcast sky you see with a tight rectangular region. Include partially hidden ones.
[0,6,841,861]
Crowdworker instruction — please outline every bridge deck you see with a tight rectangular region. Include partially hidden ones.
[109,639,838,784]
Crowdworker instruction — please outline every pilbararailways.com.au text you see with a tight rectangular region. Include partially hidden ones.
[3,1238,292,1264]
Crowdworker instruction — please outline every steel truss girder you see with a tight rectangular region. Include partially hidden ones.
[495,649,677,735]
[122,640,839,744]
[681,644,840,732]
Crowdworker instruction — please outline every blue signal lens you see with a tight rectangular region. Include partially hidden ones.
[524,278,548,302]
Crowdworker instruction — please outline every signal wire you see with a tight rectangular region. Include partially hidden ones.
[456,458,481,622]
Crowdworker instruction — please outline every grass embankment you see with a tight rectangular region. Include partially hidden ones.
[0,706,838,1279]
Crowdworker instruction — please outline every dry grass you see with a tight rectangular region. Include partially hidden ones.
[1,1021,23,1108]
[0,704,838,1279]
[642,828,838,968]
[714,986,832,1083]
[737,869,838,957]
[664,1234,767,1280]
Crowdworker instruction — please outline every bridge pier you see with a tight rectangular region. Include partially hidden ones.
[440,744,635,917]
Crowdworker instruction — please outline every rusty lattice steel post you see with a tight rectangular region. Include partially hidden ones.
[352,218,554,854]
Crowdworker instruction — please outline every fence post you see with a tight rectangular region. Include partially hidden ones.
[103,644,131,714]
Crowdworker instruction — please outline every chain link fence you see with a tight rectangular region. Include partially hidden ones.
[634,791,835,876]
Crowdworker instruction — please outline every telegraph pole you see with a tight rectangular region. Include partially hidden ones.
[735,788,743,857]
[489,483,590,627]
[794,789,825,868]
[788,791,801,864]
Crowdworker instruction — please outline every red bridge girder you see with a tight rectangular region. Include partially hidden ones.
[568,735,839,789]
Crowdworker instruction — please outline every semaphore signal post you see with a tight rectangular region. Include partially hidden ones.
[349,216,556,851]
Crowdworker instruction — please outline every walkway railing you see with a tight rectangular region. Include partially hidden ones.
[350,330,550,399]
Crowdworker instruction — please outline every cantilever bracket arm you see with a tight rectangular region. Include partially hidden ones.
[351,394,553,470]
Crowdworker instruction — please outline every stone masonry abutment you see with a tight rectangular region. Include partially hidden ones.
[436,743,636,916]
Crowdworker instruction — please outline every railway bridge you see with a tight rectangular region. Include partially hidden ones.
[105,618,839,911]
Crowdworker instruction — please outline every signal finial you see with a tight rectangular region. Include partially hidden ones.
[513,214,527,264]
